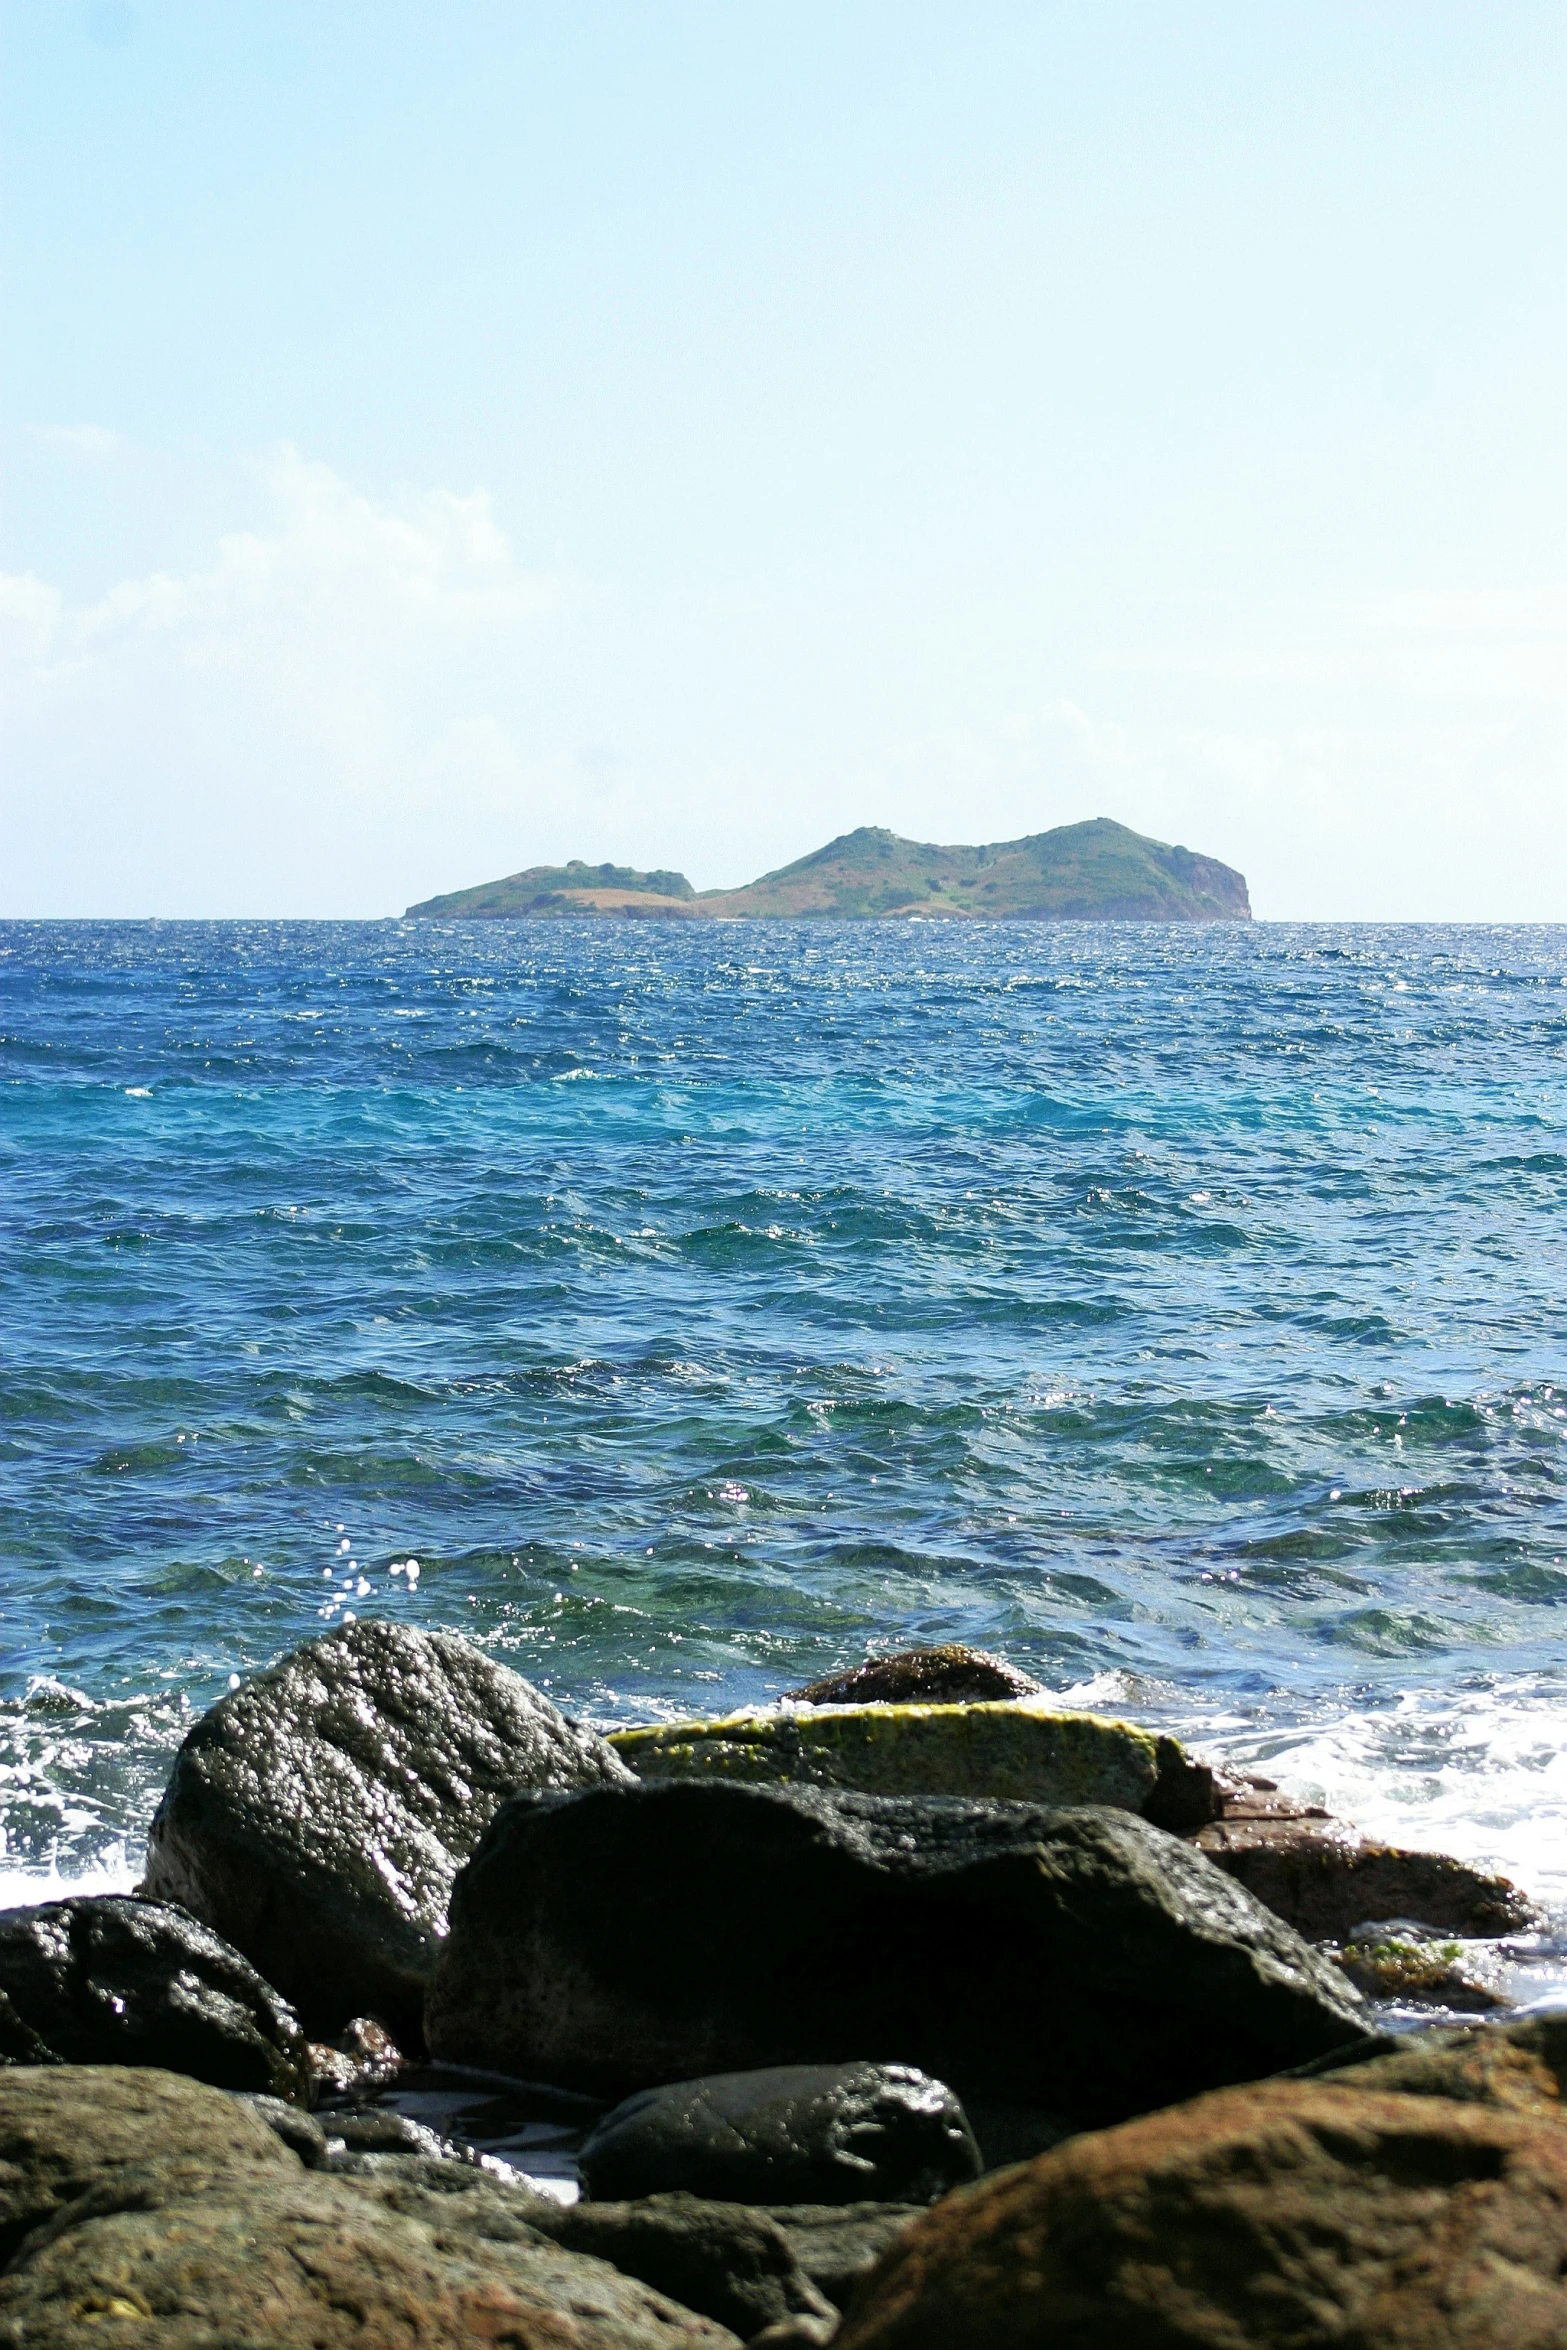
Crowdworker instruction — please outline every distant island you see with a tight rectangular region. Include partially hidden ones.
[405,818,1251,922]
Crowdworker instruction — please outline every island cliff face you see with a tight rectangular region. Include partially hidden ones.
[406,819,1251,922]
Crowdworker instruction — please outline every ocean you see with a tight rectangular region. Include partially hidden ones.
[3,917,1566,1929]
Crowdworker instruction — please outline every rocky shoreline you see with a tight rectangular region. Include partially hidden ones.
[0,1620,1556,2345]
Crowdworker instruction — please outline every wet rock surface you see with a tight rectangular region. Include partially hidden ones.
[320,2060,605,2191]
[0,2066,741,2347]
[580,2063,981,2207]
[0,1894,307,2099]
[1191,1774,1534,1938]
[834,2077,1567,2349]
[142,1618,631,2043]
[427,1779,1364,2122]
[784,1646,1044,1706]
[1333,1928,1509,2010]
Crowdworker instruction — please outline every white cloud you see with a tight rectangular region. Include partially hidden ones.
[1,446,565,914]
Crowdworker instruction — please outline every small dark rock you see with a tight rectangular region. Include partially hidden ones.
[0,1893,306,2098]
[580,2063,981,2207]
[427,1779,1366,2127]
[785,1646,1042,1707]
[1141,1736,1218,1832]
[534,2193,838,2338]
[307,2013,406,2100]
[143,1618,631,2045]
[761,2205,923,2311]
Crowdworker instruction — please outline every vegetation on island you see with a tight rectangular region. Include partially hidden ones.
[405,818,1251,921]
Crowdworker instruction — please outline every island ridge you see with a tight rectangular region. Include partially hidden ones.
[405,817,1252,922]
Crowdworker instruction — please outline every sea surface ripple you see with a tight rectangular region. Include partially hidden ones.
[2,917,1566,1904]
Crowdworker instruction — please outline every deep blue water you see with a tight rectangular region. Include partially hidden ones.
[4,918,1567,1899]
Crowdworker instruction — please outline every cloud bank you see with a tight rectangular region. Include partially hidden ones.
[1,446,561,914]
[3,442,1564,918]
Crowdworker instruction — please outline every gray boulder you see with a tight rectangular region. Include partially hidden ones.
[143,1619,631,2043]
[0,2068,741,2348]
[426,1780,1365,2126]
[0,1893,307,2099]
[580,2062,981,2206]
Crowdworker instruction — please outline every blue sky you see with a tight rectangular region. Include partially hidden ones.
[3,2,1565,916]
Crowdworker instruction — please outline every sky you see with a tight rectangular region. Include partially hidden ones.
[2,2,1565,919]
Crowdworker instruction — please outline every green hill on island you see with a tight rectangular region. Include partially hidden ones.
[405,819,1251,922]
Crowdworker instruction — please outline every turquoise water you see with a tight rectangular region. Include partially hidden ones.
[3,918,1567,1902]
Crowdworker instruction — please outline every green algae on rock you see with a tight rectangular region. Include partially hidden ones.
[609,1701,1165,1813]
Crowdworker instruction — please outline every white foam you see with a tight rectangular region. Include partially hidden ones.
[0,1847,137,1910]
[1055,1668,1567,1917]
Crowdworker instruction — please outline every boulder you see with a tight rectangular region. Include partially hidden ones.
[784,1646,1043,1706]
[0,1893,307,2099]
[426,1780,1365,2123]
[232,2102,834,2336]
[0,2067,740,2348]
[611,1702,1213,1823]
[1191,1782,1534,1938]
[580,2062,982,2206]
[143,1618,631,2044]
[833,2077,1567,2349]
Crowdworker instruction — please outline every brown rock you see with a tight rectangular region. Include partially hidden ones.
[835,2078,1567,2349]
[1310,2012,1567,2121]
[784,1646,1043,1707]
[1193,1810,1535,1940]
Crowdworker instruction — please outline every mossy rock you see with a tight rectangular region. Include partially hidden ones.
[609,1701,1164,1811]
